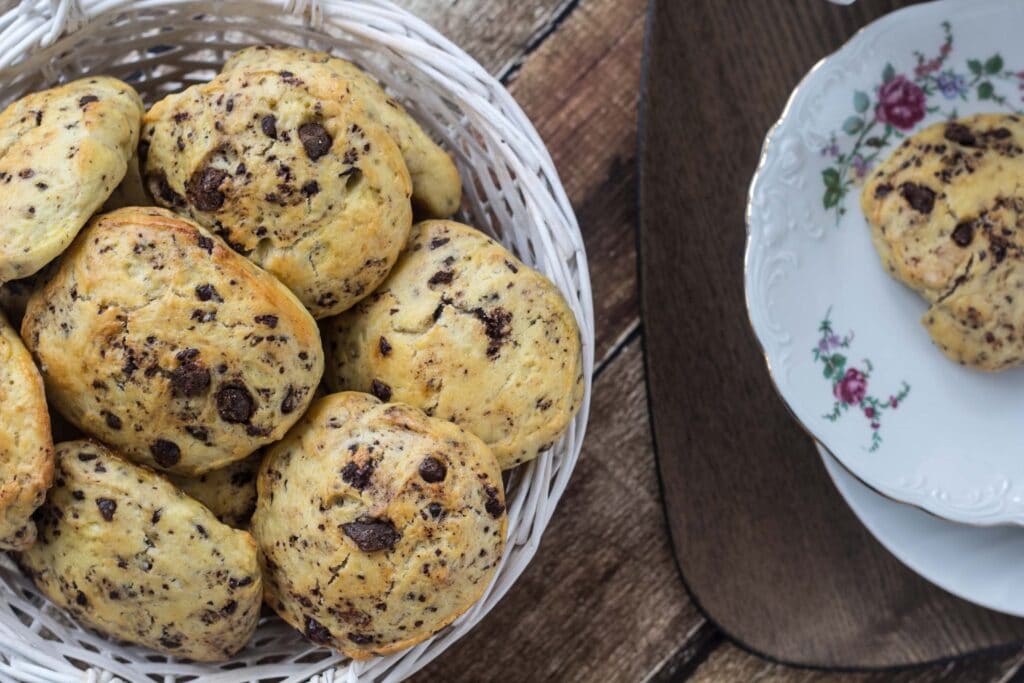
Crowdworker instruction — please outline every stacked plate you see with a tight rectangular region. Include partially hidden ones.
[746,0,1024,617]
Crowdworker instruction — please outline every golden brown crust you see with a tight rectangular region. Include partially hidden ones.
[223,46,462,218]
[253,392,506,659]
[0,309,53,549]
[141,65,413,318]
[863,114,1024,370]
[322,220,584,468]
[22,207,324,475]
[17,440,262,661]
[0,77,142,281]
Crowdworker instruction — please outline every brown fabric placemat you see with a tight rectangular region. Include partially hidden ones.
[639,0,1024,668]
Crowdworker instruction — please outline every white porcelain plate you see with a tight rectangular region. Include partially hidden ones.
[746,0,1024,527]
[819,444,1024,616]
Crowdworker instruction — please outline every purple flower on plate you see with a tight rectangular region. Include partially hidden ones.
[936,70,967,99]
[850,154,870,179]
[875,76,926,130]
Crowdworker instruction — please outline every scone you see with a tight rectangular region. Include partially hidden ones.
[21,207,324,475]
[0,310,53,549]
[141,65,413,318]
[862,114,1024,369]
[253,392,506,659]
[322,220,585,468]
[223,46,461,218]
[17,440,262,661]
[0,77,143,282]
[170,452,261,528]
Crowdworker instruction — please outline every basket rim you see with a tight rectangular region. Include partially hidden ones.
[0,2,595,681]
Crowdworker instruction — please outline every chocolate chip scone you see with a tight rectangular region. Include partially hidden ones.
[0,310,53,550]
[252,392,506,659]
[21,207,324,475]
[17,440,262,661]
[862,114,1024,369]
[141,66,413,318]
[169,452,261,528]
[0,77,143,282]
[322,220,585,469]
[223,46,461,218]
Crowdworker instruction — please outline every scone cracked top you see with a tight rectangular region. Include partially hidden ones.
[141,65,413,318]
[0,310,53,550]
[322,220,585,469]
[223,46,462,218]
[21,207,324,475]
[253,392,506,659]
[17,441,262,661]
[862,114,1024,370]
[0,77,143,282]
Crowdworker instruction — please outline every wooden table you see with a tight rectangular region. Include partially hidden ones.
[395,1,1024,680]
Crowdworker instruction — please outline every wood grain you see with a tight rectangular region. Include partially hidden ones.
[415,341,703,681]
[642,0,1024,672]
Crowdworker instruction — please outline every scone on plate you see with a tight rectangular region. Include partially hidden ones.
[169,451,261,529]
[223,46,462,218]
[17,440,262,661]
[141,64,413,318]
[253,392,506,659]
[0,310,53,550]
[862,114,1024,370]
[322,220,584,469]
[0,77,143,282]
[21,207,324,475]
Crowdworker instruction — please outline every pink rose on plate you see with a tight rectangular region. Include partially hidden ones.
[834,368,867,405]
[875,76,926,130]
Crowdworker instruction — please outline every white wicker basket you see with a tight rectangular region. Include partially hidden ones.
[0,1,594,680]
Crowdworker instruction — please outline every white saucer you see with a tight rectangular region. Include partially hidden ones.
[819,443,1024,617]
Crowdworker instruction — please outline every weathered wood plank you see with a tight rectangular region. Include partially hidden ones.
[393,0,575,75]
[505,0,646,361]
[689,642,1024,683]
[414,340,702,681]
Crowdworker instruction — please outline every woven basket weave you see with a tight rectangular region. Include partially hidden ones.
[0,1,594,680]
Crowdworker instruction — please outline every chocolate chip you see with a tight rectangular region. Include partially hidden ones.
[152,509,162,524]
[176,348,200,362]
[95,498,117,521]
[187,167,228,212]
[873,183,893,199]
[171,362,211,397]
[77,452,97,462]
[474,307,513,358]
[429,237,450,250]
[103,411,122,430]
[281,385,298,415]
[261,115,278,139]
[484,485,505,518]
[989,127,1013,139]
[952,221,974,247]
[899,182,936,214]
[341,460,375,490]
[72,490,84,500]
[255,314,278,328]
[150,440,181,468]
[147,171,185,207]
[348,633,374,645]
[303,616,332,644]
[370,379,392,402]
[185,426,208,442]
[301,180,320,197]
[343,516,401,552]
[197,235,214,253]
[195,283,222,302]
[217,381,255,423]
[945,123,976,147]
[159,636,182,649]
[298,122,332,160]
[428,270,454,286]
[378,336,392,356]
[419,457,447,483]
[428,503,443,518]
[992,235,1009,263]
[79,95,99,107]
[75,591,88,606]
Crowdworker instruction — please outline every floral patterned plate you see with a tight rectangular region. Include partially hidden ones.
[746,0,1024,527]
